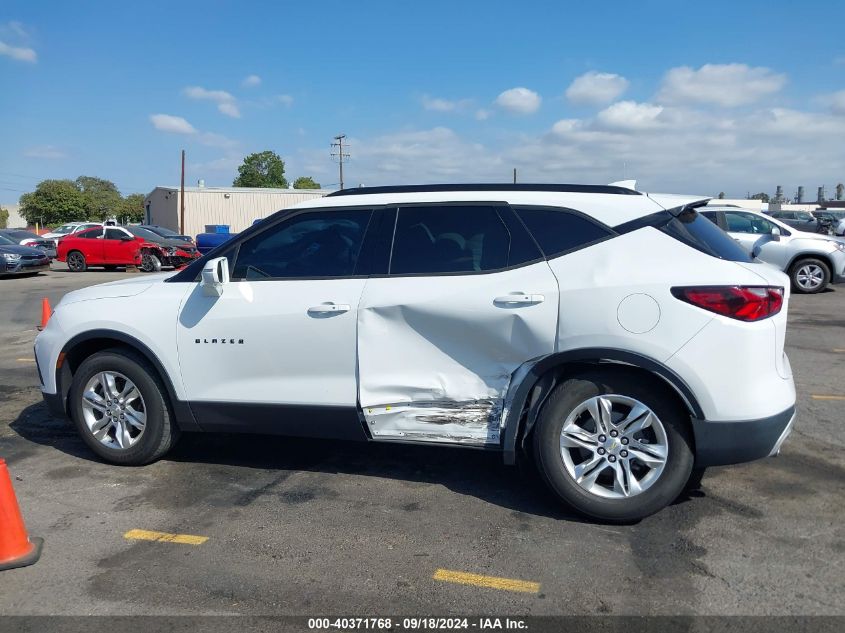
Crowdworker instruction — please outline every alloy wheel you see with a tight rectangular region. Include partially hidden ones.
[80,371,146,449]
[795,264,825,291]
[559,394,668,499]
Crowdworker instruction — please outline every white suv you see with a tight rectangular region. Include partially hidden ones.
[702,206,845,293]
[35,184,796,521]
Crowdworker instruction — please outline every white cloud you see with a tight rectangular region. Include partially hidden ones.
[595,101,664,130]
[421,95,472,112]
[150,114,197,135]
[183,85,241,118]
[23,145,66,159]
[566,71,630,105]
[658,63,786,107]
[822,90,845,116]
[242,74,261,87]
[495,87,541,115]
[274,94,294,107]
[217,102,241,118]
[0,40,36,63]
[475,109,492,121]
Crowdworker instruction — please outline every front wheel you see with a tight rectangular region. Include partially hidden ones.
[68,349,179,465]
[140,252,162,273]
[533,372,694,522]
[66,251,87,272]
[790,258,830,294]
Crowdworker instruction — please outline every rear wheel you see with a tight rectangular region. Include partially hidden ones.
[790,258,830,294]
[533,372,694,522]
[68,349,179,465]
[66,251,87,272]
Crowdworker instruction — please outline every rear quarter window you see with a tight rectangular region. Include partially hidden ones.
[515,207,613,258]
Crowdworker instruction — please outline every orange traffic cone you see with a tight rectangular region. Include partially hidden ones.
[0,458,42,571]
[38,298,51,331]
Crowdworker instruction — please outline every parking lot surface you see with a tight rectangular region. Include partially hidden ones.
[0,264,843,615]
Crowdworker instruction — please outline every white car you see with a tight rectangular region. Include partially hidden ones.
[702,207,845,293]
[41,222,103,246]
[35,184,796,521]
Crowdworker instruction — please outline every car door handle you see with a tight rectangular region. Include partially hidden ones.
[493,294,545,305]
[307,303,351,314]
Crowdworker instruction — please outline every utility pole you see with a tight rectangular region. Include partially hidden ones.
[180,149,186,234]
[331,134,350,190]
[513,168,517,184]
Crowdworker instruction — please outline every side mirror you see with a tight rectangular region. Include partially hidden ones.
[201,257,229,297]
[771,227,781,241]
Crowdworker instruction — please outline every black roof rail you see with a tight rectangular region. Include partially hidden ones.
[325,183,641,197]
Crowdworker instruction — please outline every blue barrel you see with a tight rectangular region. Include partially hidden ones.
[196,232,236,255]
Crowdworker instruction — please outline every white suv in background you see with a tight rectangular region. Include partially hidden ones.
[35,184,796,521]
[41,222,103,247]
[702,206,845,293]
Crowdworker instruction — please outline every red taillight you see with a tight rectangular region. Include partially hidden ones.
[671,286,784,322]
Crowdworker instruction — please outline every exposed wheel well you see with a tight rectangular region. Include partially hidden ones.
[505,357,698,465]
[57,332,198,431]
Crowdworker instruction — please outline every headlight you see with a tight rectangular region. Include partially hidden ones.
[836,242,845,252]
[2,253,22,261]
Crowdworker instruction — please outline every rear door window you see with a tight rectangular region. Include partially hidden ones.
[390,205,510,275]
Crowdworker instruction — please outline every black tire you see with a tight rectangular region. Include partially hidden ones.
[532,371,694,522]
[68,348,179,465]
[789,257,830,294]
[140,252,162,273]
[66,251,87,272]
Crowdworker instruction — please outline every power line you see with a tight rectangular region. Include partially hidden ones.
[331,134,350,191]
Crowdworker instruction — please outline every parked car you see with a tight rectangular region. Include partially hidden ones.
[0,233,51,276]
[36,183,796,522]
[139,225,195,246]
[56,226,142,272]
[0,229,57,259]
[41,222,103,246]
[122,226,200,271]
[813,210,845,236]
[702,206,845,293]
[766,210,823,233]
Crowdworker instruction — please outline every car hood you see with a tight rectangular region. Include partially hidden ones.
[40,232,67,239]
[58,273,171,306]
[0,244,47,256]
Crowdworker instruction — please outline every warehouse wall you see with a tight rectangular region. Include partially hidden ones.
[145,188,328,238]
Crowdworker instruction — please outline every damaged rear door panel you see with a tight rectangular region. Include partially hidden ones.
[357,203,559,445]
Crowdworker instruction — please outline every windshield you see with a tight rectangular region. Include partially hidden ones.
[53,224,75,234]
[616,208,753,262]
[125,226,164,241]
[0,234,14,245]
[148,226,178,236]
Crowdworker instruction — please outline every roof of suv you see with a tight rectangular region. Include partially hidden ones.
[293,183,710,227]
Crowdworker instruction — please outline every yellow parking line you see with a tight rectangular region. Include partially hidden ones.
[811,395,845,401]
[15,358,36,362]
[432,569,540,594]
[833,349,845,353]
[124,529,208,545]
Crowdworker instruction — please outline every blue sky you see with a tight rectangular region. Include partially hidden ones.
[2,0,844,204]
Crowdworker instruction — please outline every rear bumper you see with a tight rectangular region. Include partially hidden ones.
[692,406,795,467]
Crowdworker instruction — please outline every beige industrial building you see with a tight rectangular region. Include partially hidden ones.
[143,186,330,238]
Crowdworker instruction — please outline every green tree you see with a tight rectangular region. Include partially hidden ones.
[749,192,770,203]
[717,191,726,199]
[293,176,321,190]
[76,176,122,221]
[19,180,87,226]
[0,206,8,229]
[117,193,146,224]
[233,150,287,188]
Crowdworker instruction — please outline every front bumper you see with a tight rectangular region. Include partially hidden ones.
[1,259,51,275]
[692,406,795,467]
